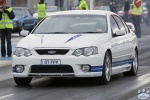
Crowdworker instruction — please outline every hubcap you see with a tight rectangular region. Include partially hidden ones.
[105,54,111,81]
[133,51,138,73]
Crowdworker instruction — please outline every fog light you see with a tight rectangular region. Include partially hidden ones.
[15,65,24,73]
[81,65,90,72]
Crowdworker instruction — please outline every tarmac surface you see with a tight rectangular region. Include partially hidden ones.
[0,43,16,67]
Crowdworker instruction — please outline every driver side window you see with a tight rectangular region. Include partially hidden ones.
[110,16,119,37]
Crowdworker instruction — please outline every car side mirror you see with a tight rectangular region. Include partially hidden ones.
[20,30,29,36]
[115,29,126,36]
[126,22,135,32]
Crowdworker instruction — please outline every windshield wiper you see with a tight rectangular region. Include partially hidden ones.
[50,32,68,34]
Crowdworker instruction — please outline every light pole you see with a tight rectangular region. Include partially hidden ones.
[90,0,94,10]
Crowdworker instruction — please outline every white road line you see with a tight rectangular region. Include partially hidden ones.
[0,94,14,100]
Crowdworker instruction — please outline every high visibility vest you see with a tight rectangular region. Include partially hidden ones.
[37,4,46,18]
[78,0,89,10]
[0,8,13,29]
[132,0,142,15]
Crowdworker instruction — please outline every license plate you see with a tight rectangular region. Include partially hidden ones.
[41,59,61,65]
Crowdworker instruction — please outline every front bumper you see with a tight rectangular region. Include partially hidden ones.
[12,54,104,78]
[12,26,21,33]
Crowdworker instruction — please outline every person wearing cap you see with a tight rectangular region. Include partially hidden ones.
[37,0,46,23]
[0,3,15,57]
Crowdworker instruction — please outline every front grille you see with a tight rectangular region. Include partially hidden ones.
[35,49,69,55]
[30,65,74,73]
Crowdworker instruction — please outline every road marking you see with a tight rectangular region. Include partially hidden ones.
[0,94,13,99]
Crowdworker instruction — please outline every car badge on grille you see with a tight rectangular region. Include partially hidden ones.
[48,50,56,55]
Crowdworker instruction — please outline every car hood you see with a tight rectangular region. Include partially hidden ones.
[13,17,23,21]
[13,17,23,22]
[17,34,106,49]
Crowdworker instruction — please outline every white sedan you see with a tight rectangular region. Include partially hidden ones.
[12,10,138,85]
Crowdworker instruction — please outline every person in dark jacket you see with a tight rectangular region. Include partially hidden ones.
[146,0,150,26]
[109,0,117,13]
[124,0,130,22]
[0,3,15,57]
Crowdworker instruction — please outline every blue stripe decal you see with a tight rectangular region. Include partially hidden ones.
[112,58,133,67]
[65,34,82,44]
[91,66,103,72]
[90,59,133,72]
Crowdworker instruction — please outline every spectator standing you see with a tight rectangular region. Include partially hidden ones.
[109,0,117,13]
[37,0,46,23]
[124,0,130,22]
[0,3,15,57]
[77,0,88,10]
[131,0,142,38]
[146,0,150,26]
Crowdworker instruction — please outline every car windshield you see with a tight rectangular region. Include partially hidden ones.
[13,9,23,16]
[33,15,108,34]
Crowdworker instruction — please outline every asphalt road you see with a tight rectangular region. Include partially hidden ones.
[0,24,150,100]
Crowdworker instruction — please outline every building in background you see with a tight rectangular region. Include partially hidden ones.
[6,0,92,10]
[6,0,77,10]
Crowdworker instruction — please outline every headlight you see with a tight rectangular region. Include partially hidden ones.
[73,49,83,56]
[73,46,98,57]
[83,47,93,56]
[24,49,32,57]
[14,48,32,57]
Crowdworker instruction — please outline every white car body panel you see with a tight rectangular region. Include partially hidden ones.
[17,34,106,49]
[12,10,138,78]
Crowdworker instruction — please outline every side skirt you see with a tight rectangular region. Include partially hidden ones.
[112,64,131,75]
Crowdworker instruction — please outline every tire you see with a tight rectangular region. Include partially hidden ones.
[95,51,112,85]
[14,77,32,85]
[123,49,138,76]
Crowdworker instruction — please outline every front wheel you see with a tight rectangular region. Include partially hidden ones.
[14,77,32,85]
[123,49,138,76]
[95,51,112,85]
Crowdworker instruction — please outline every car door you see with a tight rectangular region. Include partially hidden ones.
[113,15,133,64]
[23,9,37,30]
[121,18,135,59]
[110,15,125,67]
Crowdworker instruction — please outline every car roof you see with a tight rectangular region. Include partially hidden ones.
[48,10,110,16]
